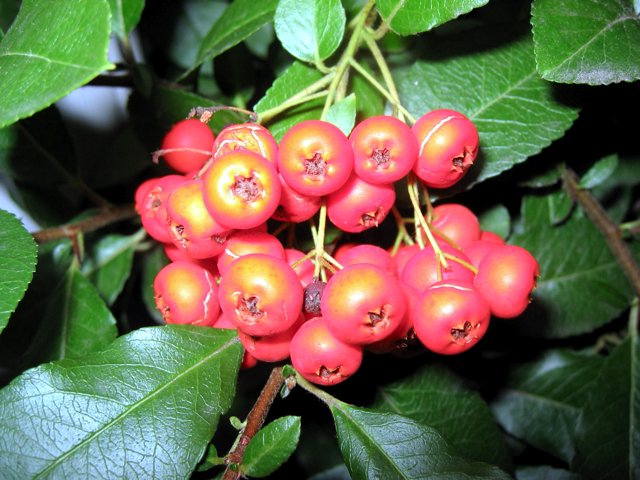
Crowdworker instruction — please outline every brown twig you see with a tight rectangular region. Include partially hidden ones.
[222,367,284,480]
[562,167,640,299]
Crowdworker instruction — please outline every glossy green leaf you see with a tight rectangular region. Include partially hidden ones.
[376,0,489,35]
[516,465,581,480]
[189,0,278,75]
[324,94,356,136]
[107,0,145,40]
[478,205,510,239]
[531,0,640,84]
[491,350,603,463]
[572,331,640,479]
[0,0,113,128]
[331,401,511,479]
[81,231,145,305]
[579,154,619,189]
[511,194,636,338]
[372,364,512,471]
[351,66,385,119]
[242,416,302,477]
[274,0,346,63]
[546,190,574,225]
[0,326,242,479]
[0,209,37,334]
[399,33,579,188]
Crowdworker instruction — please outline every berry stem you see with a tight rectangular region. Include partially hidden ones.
[313,200,329,278]
[443,252,478,275]
[257,88,331,125]
[188,105,257,123]
[286,367,338,407]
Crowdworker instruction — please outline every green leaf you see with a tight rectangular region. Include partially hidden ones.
[478,205,510,239]
[579,154,619,189]
[376,0,489,35]
[274,0,346,64]
[81,231,145,305]
[511,193,636,338]
[399,33,579,189]
[0,0,114,128]
[491,350,604,464]
[190,0,278,75]
[546,190,574,225]
[0,326,242,479]
[324,94,356,136]
[372,364,512,472]
[516,465,581,480]
[531,0,640,84]
[107,0,145,40]
[351,65,385,119]
[0,209,37,334]
[331,402,511,479]
[572,331,640,479]
[242,416,302,477]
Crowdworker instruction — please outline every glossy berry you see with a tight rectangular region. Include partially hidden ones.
[160,119,214,174]
[333,243,395,277]
[238,314,305,362]
[272,174,322,223]
[401,242,475,293]
[217,229,285,275]
[135,175,184,243]
[213,123,278,165]
[429,203,481,249]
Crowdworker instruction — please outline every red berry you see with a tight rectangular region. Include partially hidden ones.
[272,174,322,223]
[160,119,214,174]
[238,313,305,362]
[135,175,184,243]
[217,229,285,275]
[429,203,481,249]
[213,123,278,165]
[401,242,475,293]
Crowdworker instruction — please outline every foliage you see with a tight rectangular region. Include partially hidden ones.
[0,0,638,478]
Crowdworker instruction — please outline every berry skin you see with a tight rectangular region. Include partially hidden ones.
[401,242,475,293]
[160,119,214,174]
[213,123,278,165]
[272,174,322,223]
[218,253,303,336]
[289,317,363,386]
[217,229,285,275]
[201,150,281,230]
[321,264,407,345]
[238,314,305,363]
[411,279,490,355]
[278,120,354,197]
[284,248,314,287]
[349,115,418,184]
[479,230,505,245]
[390,244,420,278]
[153,261,219,326]
[135,175,185,243]
[474,245,539,319]
[429,203,481,249]
[412,109,478,189]
[333,243,395,277]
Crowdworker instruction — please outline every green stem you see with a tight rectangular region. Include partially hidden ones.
[313,200,328,278]
[287,367,338,407]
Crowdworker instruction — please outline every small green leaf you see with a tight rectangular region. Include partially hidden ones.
[532,0,640,84]
[0,209,37,334]
[0,326,242,479]
[546,190,574,225]
[107,0,145,40]
[478,205,510,239]
[196,443,224,472]
[376,0,489,35]
[579,154,619,189]
[491,350,604,463]
[254,61,324,114]
[274,0,346,64]
[331,403,511,479]
[0,0,114,128]
[242,416,302,477]
[572,332,640,479]
[324,94,356,136]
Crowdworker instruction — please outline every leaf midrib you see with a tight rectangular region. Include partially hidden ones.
[0,51,100,71]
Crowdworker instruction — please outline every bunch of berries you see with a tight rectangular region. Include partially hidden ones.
[135,109,538,386]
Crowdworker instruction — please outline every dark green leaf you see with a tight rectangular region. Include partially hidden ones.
[331,402,511,479]
[0,209,37,334]
[0,1,20,33]
[107,0,145,40]
[511,194,635,338]
[274,0,345,63]
[478,205,510,239]
[0,0,113,128]
[190,0,278,75]
[325,94,356,136]
[546,190,574,225]
[0,326,242,479]
[254,61,324,113]
[516,465,581,480]
[491,350,603,463]
[531,0,640,84]
[579,154,619,189]
[245,23,275,59]
[572,331,640,479]
[196,443,224,472]
[351,66,385,119]
[376,0,489,35]
[399,33,579,188]
[372,364,512,471]
[242,416,302,477]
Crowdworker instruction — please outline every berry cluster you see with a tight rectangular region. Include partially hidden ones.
[135,110,538,386]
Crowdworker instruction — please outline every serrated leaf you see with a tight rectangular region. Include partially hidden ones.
[107,0,145,40]
[242,416,301,477]
[531,0,640,84]
[372,364,512,471]
[579,154,619,189]
[491,350,604,463]
[331,402,511,479]
[572,331,640,479]
[376,0,489,35]
[511,194,636,338]
[0,0,114,128]
[0,326,242,479]
[324,94,356,136]
[274,0,345,63]
[189,0,278,76]
[399,33,579,189]
[0,209,37,334]
[478,205,510,239]
[254,61,325,114]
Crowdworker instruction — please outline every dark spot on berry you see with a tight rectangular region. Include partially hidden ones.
[232,174,261,202]
[237,295,265,323]
[452,156,464,168]
[318,365,340,380]
[360,207,384,227]
[303,152,327,178]
[451,321,473,341]
[367,305,389,327]
[371,148,390,169]
[304,280,326,316]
